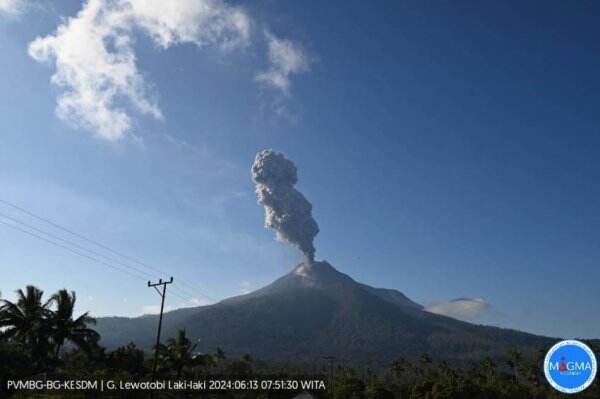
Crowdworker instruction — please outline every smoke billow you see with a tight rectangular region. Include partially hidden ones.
[251,149,319,262]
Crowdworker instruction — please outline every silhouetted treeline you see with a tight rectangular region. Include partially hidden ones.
[1,285,599,398]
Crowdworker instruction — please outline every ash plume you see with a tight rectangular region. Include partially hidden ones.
[251,150,319,262]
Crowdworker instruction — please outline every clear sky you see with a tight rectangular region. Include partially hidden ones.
[1,0,599,339]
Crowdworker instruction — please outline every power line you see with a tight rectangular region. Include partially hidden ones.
[0,198,215,302]
[0,212,158,281]
[0,216,201,305]
[0,199,161,272]
[174,280,215,301]
[0,219,148,282]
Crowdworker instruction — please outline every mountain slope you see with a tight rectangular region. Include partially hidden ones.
[96,261,554,365]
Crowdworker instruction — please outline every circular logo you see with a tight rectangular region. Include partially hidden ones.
[544,340,597,394]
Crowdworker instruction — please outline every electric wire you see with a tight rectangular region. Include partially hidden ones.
[0,219,148,282]
[0,211,159,281]
[0,198,215,302]
[0,199,213,301]
[0,216,204,305]
[0,216,200,307]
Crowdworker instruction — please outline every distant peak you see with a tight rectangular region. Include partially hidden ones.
[291,260,354,287]
[293,260,331,275]
[292,261,422,310]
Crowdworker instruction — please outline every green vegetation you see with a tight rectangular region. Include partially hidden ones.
[0,286,98,371]
[1,285,598,398]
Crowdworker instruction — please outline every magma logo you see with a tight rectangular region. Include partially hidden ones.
[544,340,597,394]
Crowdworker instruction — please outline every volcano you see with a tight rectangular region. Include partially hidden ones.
[96,261,554,366]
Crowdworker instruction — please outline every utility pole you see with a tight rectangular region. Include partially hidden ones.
[148,277,173,385]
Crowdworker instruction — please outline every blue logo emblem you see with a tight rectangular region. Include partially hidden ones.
[544,340,597,394]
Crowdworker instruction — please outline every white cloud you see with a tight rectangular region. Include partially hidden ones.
[239,281,252,294]
[141,304,173,315]
[129,0,250,50]
[141,296,210,314]
[256,31,309,95]
[0,0,26,17]
[189,297,211,306]
[28,0,250,141]
[425,297,492,321]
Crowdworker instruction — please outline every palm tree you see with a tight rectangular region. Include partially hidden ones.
[203,346,226,373]
[159,329,197,379]
[48,289,98,358]
[0,285,52,357]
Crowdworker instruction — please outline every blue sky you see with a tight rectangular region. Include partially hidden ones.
[1,0,599,339]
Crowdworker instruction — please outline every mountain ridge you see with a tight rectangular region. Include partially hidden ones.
[96,261,557,365]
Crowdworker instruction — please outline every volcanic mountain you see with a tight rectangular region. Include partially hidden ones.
[96,261,554,365]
